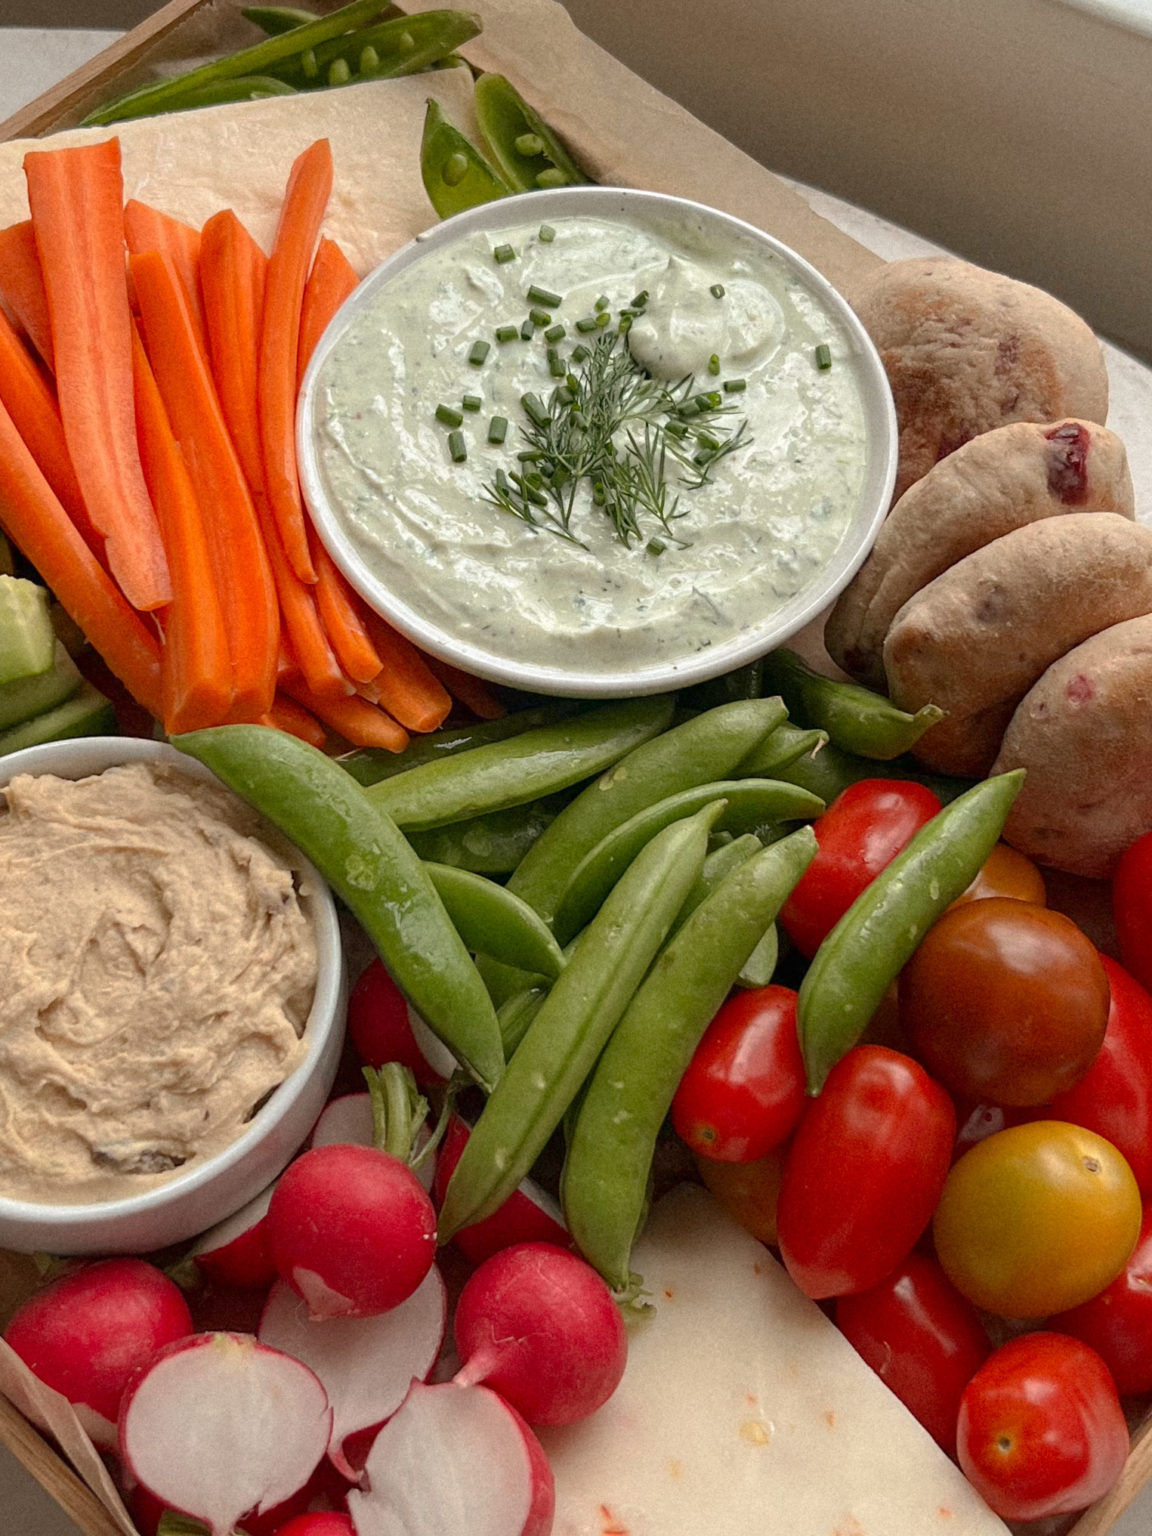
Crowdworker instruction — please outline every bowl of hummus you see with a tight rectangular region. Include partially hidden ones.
[298,185,897,697]
[0,736,346,1255]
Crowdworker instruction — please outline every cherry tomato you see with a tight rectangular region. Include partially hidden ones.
[899,899,1110,1106]
[693,1147,785,1246]
[671,986,805,1162]
[933,1120,1142,1317]
[835,1252,991,1456]
[950,841,1047,908]
[778,779,941,959]
[1113,828,1152,994]
[1048,956,1152,1196]
[346,959,444,1087]
[775,1045,955,1300]
[957,1332,1129,1522]
[1053,1203,1152,1397]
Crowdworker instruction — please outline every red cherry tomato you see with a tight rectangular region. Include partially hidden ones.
[957,1332,1130,1522]
[1053,1204,1152,1397]
[1114,829,1152,994]
[834,1252,991,1456]
[1048,956,1152,1196]
[346,959,444,1086]
[671,986,805,1162]
[775,1045,956,1299]
[778,779,941,958]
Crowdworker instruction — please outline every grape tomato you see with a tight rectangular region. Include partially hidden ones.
[1113,828,1152,994]
[950,840,1047,908]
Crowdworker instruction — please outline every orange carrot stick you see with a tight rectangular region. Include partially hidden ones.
[360,610,453,734]
[199,207,267,495]
[310,535,384,684]
[24,138,171,612]
[258,492,352,699]
[259,138,333,584]
[297,235,358,388]
[131,323,233,733]
[283,679,409,753]
[423,655,508,721]
[0,219,54,370]
[131,248,278,720]
[124,199,208,359]
[0,394,162,718]
[259,692,327,749]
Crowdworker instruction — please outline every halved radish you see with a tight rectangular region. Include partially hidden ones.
[433,1116,568,1264]
[347,960,447,1086]
[273,1517,355,1536]
[119,1332,331,1536]
[189,1183,278,1290]
[310,1093,435,1194]
[259,1265,447,1479]
[346,1380,554,1536]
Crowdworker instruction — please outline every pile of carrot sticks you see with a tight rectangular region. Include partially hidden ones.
[0,134,498,750]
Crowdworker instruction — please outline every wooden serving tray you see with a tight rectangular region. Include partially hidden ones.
[0,3,1150,1534]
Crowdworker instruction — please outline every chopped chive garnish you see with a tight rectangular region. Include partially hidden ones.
[529,307,551,327]
[815,343,833,370]
[619,308,636,320]
[575,316,599,334]
[495,324,519,343]
[468,340,491,366]
[520,318,534,341]
[646,537,667,557]
[555,386,575,407]
[515,132,544,157]
[448,430,467,463]
[549,354,566,378]
[618,316,632,334]
[493,243,516,264]
[631,290,649,308]
[518,450,543,462]
[527,284,563,309]
[694,392,717,411]
[595,311,611,328]
[488,416,508,444]
[462,395,482,413]
[594,295,610,312]
[571,343,591,363]
[511,471,547,507]
[708,354,720,376]
[710,283,726,299]
[697,431,721,451]
[723,377,747,393]
[544,324,566,343]
[435,404,463,428]
[521,392,551,430]
[566,373,581,390]
[538,224,556,242]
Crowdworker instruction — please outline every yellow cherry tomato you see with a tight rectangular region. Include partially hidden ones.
[694,1148,785,1246]
[933,1121,1142,1318]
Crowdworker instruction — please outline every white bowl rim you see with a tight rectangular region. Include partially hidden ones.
[297,183,899,698]
[0,736,343,1231]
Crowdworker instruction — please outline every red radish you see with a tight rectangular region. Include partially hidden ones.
[273,1518,355,1536]
[189,1183,277,1290]
[433,1115,569,1264]
[311,1093,435,1193]
[268,1142,436,1319]
[3,1257,192,1450]
[346,1380,554,1536]
[129,1466,334,1536]
[119,1332,331,1536]
[347,959,446,1086]
[453,1242,627,1426]
[259,1265,447,1479]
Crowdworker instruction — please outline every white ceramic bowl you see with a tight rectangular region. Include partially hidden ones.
[298,184,897,698]
[0,737,346,1255]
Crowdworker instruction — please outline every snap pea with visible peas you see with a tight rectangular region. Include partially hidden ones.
[340,702,579,787]
[798,768,1026,1095]
[242,5,322,36]
[424,861,565,979]
[561,826,819,1292]
[422,97,512,219]
[761,648,944,761]
[172,724,504,1094]
[472,72,591,193]
[406,793,571,875]
[264,9,481,89]
[437,801,723,1241]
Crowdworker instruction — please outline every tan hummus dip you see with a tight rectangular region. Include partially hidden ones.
[0,762,317,1205]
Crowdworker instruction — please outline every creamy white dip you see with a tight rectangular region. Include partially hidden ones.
[311,209,870,675]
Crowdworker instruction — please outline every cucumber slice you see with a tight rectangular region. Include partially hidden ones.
[0,642,82,731]
[0,575,54,685]
[0,682,117,758]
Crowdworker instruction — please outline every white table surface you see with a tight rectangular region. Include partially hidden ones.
[1,20,1151,1536]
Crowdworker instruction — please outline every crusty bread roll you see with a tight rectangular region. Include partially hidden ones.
[824,419,1134,689]
[883,514,1152,777]
[850,257,1109,502]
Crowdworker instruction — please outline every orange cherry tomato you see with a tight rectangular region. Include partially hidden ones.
[950,841,1047,908]
[693,1148,785,1246]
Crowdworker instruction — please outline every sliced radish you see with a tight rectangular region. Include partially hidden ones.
[346,1380,554,1536]
[433,1115,568,1264]
[189,1183,278,1290]
[347,960,446,1086]
[119,1332,332,1536]
[406,1005,461,1082]
[310,1093,435,1194]
[259,1266,447,1480]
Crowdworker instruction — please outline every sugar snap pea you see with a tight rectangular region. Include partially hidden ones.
[365,696,672,831]
[550,778,823,945]
[497,983,548,1058]
[266,9,480,88]
[242,5,321,35]
[737,922,778,988]
[669,832,762,939]
[424,861,564,978]
[421,97,511,218]
[437,802,722,1241]
[472,72,591,192]
[798,769,1026,1094]
[562,826,818,1290]
[761,648,945,761]
[406,793,569,874]
[775,738,975,806]
[735,720,829,778]
[340,702,578,787]
[172,725,504,1093]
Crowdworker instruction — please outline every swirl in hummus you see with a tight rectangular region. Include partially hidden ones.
[0,762,317,1205]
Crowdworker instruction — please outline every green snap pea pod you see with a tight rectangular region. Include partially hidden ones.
[242,5,322,35]
[340,702,578,787]
[147,75,298,112]
[82,0,391,124]
[424,861,564,978]
[472,71,592,192]
[668,832,762,939]
[365,696,672,832]
[268,10,480,87]
[735,720,829,778]
[798,769,1026,1094]
[497,983,548,1057]
[761,648,945,761]
[422,97,511,218]
[774,738,976,807]
[561,826,818,1289]
[550,779,823,946]
[437,802,722,1241]
[406,793,569,875]
[172,725,504,1093]
[737,922,778,989]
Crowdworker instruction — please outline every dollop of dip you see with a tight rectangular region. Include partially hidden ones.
[310,208,871,678]
[0,762,317,1205]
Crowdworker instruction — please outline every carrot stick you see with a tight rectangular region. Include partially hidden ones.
[297,235,358,388]
[131,247,278,720]
[423,655,508,721]
[0,219,54,370]
[260,692,327,749]
[360,610,453,734]
[0,304,103,556]
[131,323,233,733]
[24,138,171,612]
[0,394,162,718]
[310,535,384,684]
[124,199,208,359]
[258,138,333,584]
[283,678,409,752]
[199,207,267,495]
[257,491,352,699]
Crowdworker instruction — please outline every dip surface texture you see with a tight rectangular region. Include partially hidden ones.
[311,209,871,679]
[0,763,317,1205]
